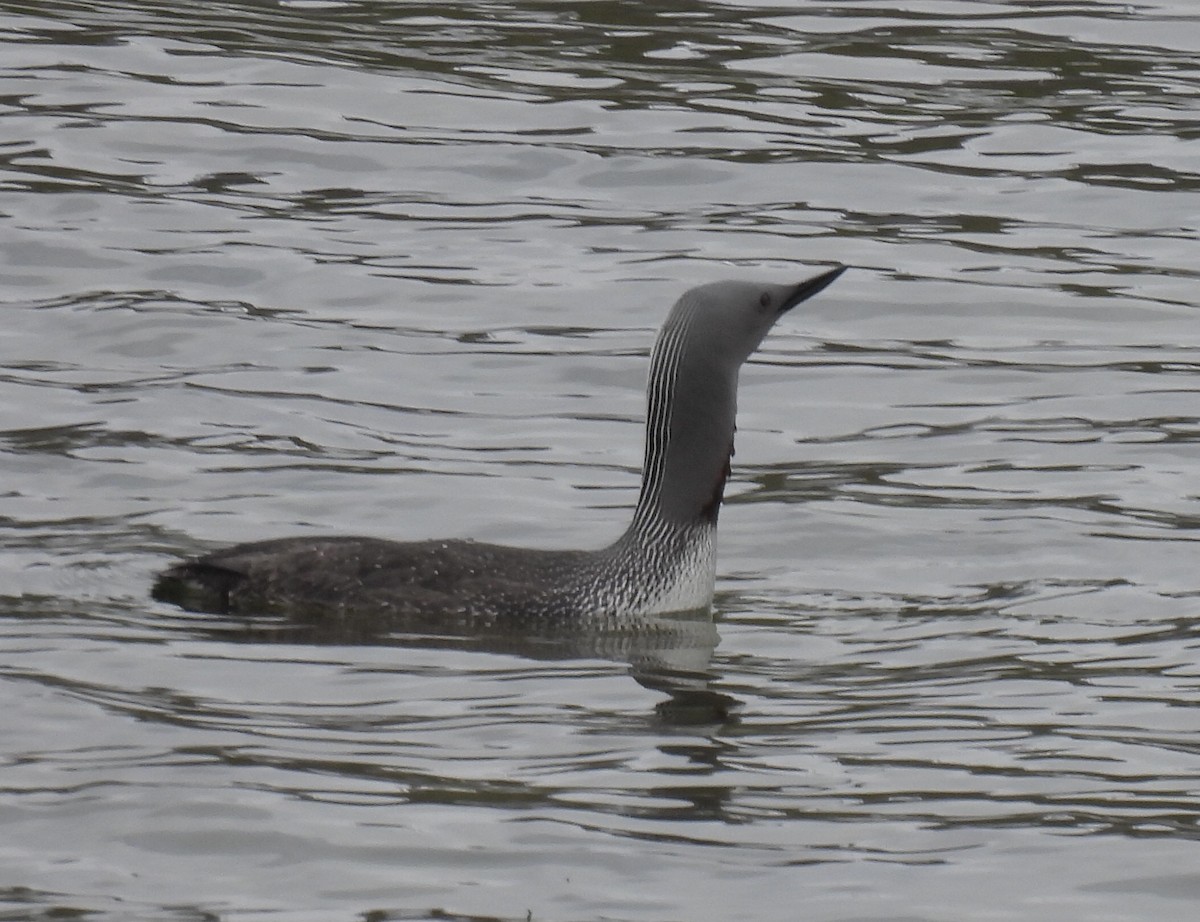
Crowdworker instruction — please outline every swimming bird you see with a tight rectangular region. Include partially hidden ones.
[153,266,846,628]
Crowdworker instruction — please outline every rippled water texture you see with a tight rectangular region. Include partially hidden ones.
[2,1,1199,920]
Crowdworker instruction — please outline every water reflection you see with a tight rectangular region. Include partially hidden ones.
[165,604,735,724]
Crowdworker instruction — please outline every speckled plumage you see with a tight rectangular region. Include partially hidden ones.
[154,267,845,628]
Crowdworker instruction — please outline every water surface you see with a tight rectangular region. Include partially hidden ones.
[2,1,1199,920]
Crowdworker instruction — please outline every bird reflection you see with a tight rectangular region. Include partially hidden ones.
[168,605,737,725]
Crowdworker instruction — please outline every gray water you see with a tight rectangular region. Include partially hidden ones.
[2,1,1199,920]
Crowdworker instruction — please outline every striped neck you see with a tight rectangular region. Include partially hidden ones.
[628,306,739,535]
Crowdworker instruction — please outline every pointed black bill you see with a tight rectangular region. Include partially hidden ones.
[780,265,847,315]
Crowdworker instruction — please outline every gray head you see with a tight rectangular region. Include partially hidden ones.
[635,265,846,527]
[666,266,847,369]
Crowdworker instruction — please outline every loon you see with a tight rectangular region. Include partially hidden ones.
[153,266,846,628]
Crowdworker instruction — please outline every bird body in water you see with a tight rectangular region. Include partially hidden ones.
[153,266,846,628]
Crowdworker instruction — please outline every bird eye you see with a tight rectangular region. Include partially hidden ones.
[758,292,772,309]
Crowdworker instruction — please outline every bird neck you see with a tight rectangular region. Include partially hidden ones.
[627,312,738,537]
